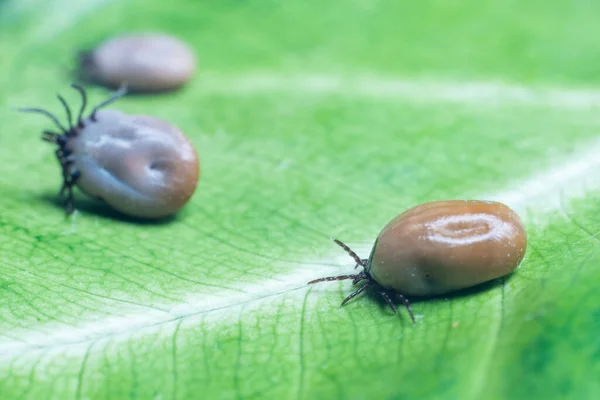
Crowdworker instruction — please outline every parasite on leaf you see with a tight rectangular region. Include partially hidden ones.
[19,84,199,219]
[79,32,196,92]
[309,200,528,323]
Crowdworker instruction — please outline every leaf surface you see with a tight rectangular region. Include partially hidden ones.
[0,1,599,399]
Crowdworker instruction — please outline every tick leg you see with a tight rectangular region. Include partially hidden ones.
[42,130,61,143]
[64,195,74,215]
[66,170,80,213]
[395,293,416,324]
[331,238,367,268]
[351,270,368,285]
[308,274,361,284]
[341,281,373,306]
[50,137,79,215]
[61,170,80,215]
[378,289,398,313]
[58,158,72,197]
[354,259,368,269]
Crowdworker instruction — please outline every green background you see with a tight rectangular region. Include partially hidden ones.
[0,0,599,399]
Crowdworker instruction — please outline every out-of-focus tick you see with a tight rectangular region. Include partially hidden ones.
[79,32,196,93]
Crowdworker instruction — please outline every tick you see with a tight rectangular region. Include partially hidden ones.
[19,84,200,219]
[79,32,196,93]
[309,200,527,323]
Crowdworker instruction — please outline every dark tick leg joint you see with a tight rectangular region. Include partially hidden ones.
[308,238,416,324]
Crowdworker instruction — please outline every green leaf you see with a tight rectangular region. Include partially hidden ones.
[1,0,599,399]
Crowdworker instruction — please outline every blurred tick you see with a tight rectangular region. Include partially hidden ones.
[79,32,197,93]
[309,200,527,323]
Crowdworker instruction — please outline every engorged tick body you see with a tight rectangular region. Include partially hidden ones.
[309,200,527,323]
[18,84,199,218]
